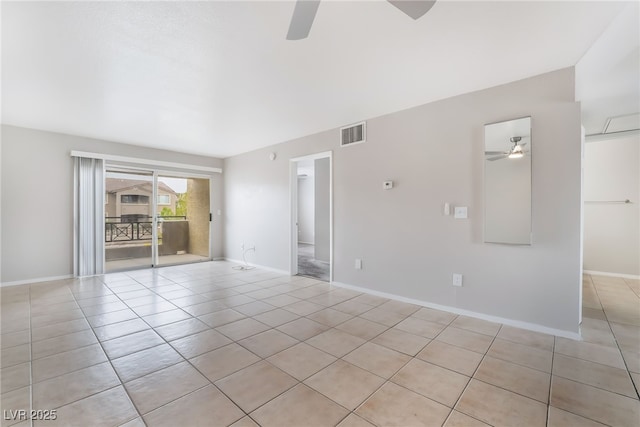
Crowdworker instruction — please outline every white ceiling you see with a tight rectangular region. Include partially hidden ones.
[1,1,633,158]
[575,1,640,136]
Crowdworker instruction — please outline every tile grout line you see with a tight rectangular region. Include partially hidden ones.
[71,276,145,426]
[443,322,504,426]
[344,309,463,426]
[22,283,119,421]
[544,276,640,425]
[169,281,371,425]
[177,277,339,426]
[207,287,372,425]
[115,270,235,424]
[546,334,556,427]
[101,271,214,424]
[114,272,302,426]
[106,274,220,424]
[588,274,640,399]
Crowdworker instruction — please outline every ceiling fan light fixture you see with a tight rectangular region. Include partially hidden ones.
[508,137,524,159]
[508,145,524,159]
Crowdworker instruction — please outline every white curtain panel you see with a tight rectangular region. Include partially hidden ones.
[73,156,105,277]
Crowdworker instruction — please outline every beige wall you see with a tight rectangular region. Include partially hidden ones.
[1,125,223,283]
[116,188,154,218]
[224,68,582,334]
[106,193,117,217]
[187,178,210,257]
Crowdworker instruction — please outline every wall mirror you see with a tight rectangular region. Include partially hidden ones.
[484,116,532,245]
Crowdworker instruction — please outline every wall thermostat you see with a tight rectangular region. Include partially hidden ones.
[383,181,394,190]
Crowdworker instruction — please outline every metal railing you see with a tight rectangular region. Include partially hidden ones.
[105,216,186,242]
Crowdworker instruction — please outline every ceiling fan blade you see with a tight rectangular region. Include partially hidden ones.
[487,155,508,161]
[286,0,321,40]
[484,151,508,155]
[387,0,437,20]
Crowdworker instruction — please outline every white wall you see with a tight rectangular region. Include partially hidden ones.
[297,175,315,244]
[314,157,330,262]
[1,125,224,283]
[584,134,640,276]
[224,67,583,334]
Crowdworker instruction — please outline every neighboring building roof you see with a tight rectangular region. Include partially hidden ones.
[106,179,177,195]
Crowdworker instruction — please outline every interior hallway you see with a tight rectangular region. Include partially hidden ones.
[297,243,330,282]
[0,264,638,426]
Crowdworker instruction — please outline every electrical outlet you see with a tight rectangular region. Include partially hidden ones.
[355,259,362,270]
[383,181,394,190]
[452,273,463,287]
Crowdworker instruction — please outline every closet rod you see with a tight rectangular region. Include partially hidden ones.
[584,199,632,204]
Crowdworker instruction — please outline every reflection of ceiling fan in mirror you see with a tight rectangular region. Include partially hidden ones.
[286,0,437,40]
[485,136,530,161]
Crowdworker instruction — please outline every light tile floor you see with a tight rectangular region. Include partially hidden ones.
[1,264,639,426]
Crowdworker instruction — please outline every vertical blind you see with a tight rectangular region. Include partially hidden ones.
[73,156,105,276]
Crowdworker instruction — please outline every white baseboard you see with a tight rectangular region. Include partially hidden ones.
[331,281,582,341]
[1,274,74,288]
[224,258,290,276]
[584,270,640,280]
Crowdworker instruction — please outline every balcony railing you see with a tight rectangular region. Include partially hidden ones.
[105,216,186,242]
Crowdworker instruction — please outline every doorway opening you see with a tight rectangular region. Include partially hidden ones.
[291,152,332,282]
[104,168,212,273]
[583,133,640,282]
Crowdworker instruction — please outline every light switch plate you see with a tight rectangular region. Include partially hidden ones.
[454,206,468,219]
[452,273,463,287]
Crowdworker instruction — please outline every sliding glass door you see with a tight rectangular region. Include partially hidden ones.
[156,174,210,266]
[104,168,211,273]
[104,169,155,272]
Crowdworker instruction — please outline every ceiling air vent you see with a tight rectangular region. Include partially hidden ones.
[340,122,366,147]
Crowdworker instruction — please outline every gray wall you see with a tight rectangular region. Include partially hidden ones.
[224,67,582,333]
[297,175,315,244]
[584,135,640,275]
[1,125,224,283]
[314,157,330,262]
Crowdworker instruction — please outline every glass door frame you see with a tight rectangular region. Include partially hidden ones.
[155,171,213,268]
[104,163,213,271]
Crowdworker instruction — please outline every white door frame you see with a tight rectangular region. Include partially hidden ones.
[290,151,333,282]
